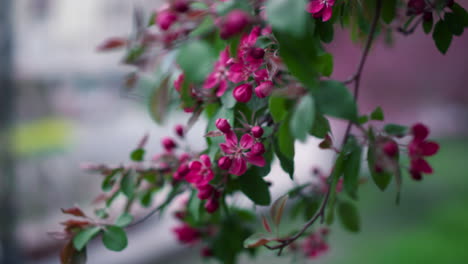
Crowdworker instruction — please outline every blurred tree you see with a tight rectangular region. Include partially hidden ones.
[0,0,21,262]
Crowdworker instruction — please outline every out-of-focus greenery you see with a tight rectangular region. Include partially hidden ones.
[11,118,72,157]
[155,138,468,264]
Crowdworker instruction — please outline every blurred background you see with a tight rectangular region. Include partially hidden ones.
[0,0,467,263]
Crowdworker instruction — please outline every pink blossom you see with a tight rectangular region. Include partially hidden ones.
[185,155,214,186]
[306,0,335,22]
[302,229,329,259]
[172,224,200,244]
[407,123,439,180]
[215,118,231,133]
[237,27,263,65]
[175,124,185,138]
[203,48,231,97]
[162,137,177,152]
[251,126,264,138]
[205,197,219,213]
[254,81,273,98]
[382,141,399,157]
[173,0,190,13]
[219,131,266,176]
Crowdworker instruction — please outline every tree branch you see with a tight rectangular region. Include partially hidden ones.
[264,0,383,254]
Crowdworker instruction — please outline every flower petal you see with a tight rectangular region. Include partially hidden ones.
[216,80,228,97]
[306,0,324,14]
[240,134,255,149]
[411,158,433,174]
[219,143,234,154]
[229,157,247,176]
[245,154,266,167]
[421,141,439,156]
[225,131,238,146]
[321,6,333,22]
[203,73,218,89]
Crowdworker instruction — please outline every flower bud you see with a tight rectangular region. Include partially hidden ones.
[162,137,177,151]
[218,156,232,170]
[250,142,265,156]
[173,0,190,13]
[200,154,211,167]
[201,247,214,258]
[423,11,433,22]
[383,141,399,157]
[251,126,264,138]
[411,123,429,141]
[406,0,426,15]
[233,83,253,103]
[446,0,454,7]
[205,198,219,213]
[254,81,273,98]
[174,163,189,180]
[215,118,231,133]
[175,124,185,138]
[156,10,178,31]
[219,10,251,39]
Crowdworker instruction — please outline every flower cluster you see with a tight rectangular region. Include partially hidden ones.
[204,27,274,103]
[306,0,336,22]
[302,228,330,259]
[215,118,266,176]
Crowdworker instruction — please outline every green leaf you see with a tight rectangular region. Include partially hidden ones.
[343,136,362,200]
[274,141,295,179]
[423,18,433,34]
[73,226,101,251]
[370,106,384,121]
[317,20,334,43]
[95,208,109,219]
[177,40,216,83]
[445,12,464,36]
[148,75,171,124]
[337,201,360,232]
[325,152,345,224]
[188,190,203,223]
[309,113,330,138]
[450,3,468,27]
[130,148,145,162]
[115,213,133,227]
[382,0,397,24]
[101,168,122,192]
[239,170,271,206]
[304,199,321,220]
[384,124,408,136]
[124,46,145,64]
[317,53,334,77]
[102,226,128,252]
[315,80,358,121]
[267,0,320,90]
[121,172,135,198]
[221,88,237,109]
[278,117,295,159]
[432,19,453,54]
[290,95,315,142]
[216,0,251,15]
[243,233,274,248]
[268,96,288,122]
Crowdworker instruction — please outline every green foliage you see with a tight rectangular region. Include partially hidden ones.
[130,149,145,162]
[239,170,271,206]
[73,227,101,251]
[290,94,315,142]
[432,19,453,54]
[115,213,133,227]
[343,136,362,199]
[102,226,128,252]
[337,200,361,232]
[315,81,359,121]
[177,40,216,83]
[384,124,408,136]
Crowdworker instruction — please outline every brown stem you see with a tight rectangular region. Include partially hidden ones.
[264,0,383,254]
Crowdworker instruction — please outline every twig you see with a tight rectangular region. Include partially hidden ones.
[264,0,383,254]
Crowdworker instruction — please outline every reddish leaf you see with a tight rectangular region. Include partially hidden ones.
[204,130,224,137]
[262,215,272,233]
[61,207,86,218]
[97,37,127,51]
[243,233,275,248]
[61,220,90,232]
[60,240,87,264]
[270,194,289,227]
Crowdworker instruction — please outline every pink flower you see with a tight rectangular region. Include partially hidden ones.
[173,0,190,13]
[407,123,439,181]
[219,131,266,176]
[205,197,219,213]
[237,27,263,65]
[172,224,200,244]
[382,141,399,157]
[218,156,233,170]
[175,124,185,138]
[185,155,214,186]
[306,0,335,22]
[233,83,253,103]
[203,48,231,97]
[197,184,214,200]
[156,10,178,31]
